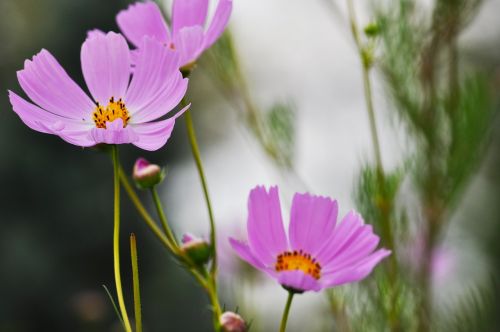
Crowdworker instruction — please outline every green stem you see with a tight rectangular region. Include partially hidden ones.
[111,145,132,332]
[346,1,400,329]
[130,233,142,332]
[119,168,177,254]
[151,188,178,247]
[183,103,218,280]
[279,292,295,332]
[183,101,222,331]
[346,0,383,171]
[119,164,221,327]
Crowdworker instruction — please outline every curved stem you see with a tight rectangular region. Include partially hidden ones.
[151,188,178,247]
[130,233,142,332]
[119,168,177,254]
[183,102,222,331]
[111,145,132,332]
[279,292,295,332]
[183,103,218,280]
[119,164,221,326]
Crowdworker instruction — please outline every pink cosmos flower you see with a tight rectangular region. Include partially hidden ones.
[116,0,233,67]
[9,32,189,151]
[229,186,391,293]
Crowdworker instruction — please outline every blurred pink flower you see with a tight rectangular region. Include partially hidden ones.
[9,32,189,151]
[229,186,391,293]
[430,247,455,283]
[117,0,233,67]
[406,235,456,285]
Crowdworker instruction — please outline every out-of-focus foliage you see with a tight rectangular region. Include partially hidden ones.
[202,31,297,169]
[355,166,405,239]
[331,0,500,331]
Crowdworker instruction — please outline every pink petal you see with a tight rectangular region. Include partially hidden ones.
[130,73,188,123]
[172,0,209,34]
[54,128,97,147]
[173,26,205,66]
[87,29,106,39]
[247,186,288,266]
[288,193,338,255]
[278,270,321,292]
[320,249,391,288]
[315,211,364,264]
[81,32,131,104]
[16,49,94,120]
[229,238,266,270]
[9,91,95,147]
[125,37,187,123]
[130,105,188,151]
[322,231,380,274]
[90,118,139,145]
[204,0,233,48]
[116,1,171,47]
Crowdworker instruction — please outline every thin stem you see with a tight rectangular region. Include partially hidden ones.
[346,1,400,329]
[111,145,132,332]
[119,164,221,326]
[182,102,218,280]
[279,292,295,332]
[183,101,222,331]
[119,168,177,254]
[151,188,178,247]
[130,233,142,332]
[346,0,383,171]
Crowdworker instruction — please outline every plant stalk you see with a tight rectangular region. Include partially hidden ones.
[111,145,132,332]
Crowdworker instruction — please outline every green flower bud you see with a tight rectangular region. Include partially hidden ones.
[364,22,380,38]
[181,233,212,266]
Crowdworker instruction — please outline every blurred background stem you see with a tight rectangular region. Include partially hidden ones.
[346,0,400,330]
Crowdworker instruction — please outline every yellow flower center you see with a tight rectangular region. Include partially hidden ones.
[275,250,322,280]
[92,97,130,129]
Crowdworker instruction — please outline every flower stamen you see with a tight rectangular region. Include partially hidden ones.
[92,97,130,129]
[275,250,322,280]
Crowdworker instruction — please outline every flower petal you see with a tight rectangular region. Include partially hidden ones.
[278,270,321,292]
[172,0,209,34]
[116,1,171,47]
[204,0,233,48]
[125,37,187,123]
[322,229,380,274]
[130,73,188,123]
[315,211,365,264]
[288,193,338,255]
[16,49,95,120]
[247,186,288,266]
[9,91,95,146]
[81,32,131,104]
[320,249,391,288]
[173,26,205,65]
[87,29,106,39]
[229,238,266,270]
[90,118,139,144]
[130,105,188,151]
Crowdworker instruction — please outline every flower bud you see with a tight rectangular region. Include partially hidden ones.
[364,22,380,37]
[181,233,211,266]
[132,158,165,189]
[219,312,247,332]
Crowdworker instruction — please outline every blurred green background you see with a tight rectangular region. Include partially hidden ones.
[1,0,500,331]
